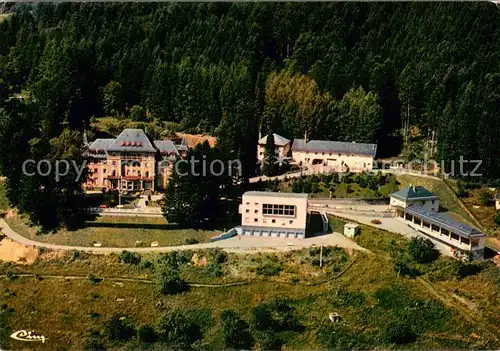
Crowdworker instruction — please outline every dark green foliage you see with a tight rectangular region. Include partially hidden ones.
[317,324,376,350]
[381,321,417,345]
[220,310,254,349]
[87,274,102,285]
[162,142,222,228]
[156,309,205,349]
[329,288,366,309]
[185,238,199,245]
[477,189,493,206]
[137,325,157,343]
[261,132,278,177]
[251,299,302,332]
[205,248,227,277]
[154,264,189,295]
[457,263,483,279]
[83,337,106,351]
[103,315,135,342]
[407,237,440,264]
[118,251,141,265]
[253,331,282,350]
[494,212,500,226]
[256,262,283,276]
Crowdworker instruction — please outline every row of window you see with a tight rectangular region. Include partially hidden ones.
[91,168,151,177]
[245,217,294,225]
[262,204,296,216]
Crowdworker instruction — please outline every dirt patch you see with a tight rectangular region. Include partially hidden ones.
[191,253,207,266]
[0,238,38,264]
[4,208,17,219]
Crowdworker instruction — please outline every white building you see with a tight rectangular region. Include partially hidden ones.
[390,186,439,212]
[291,139,377,173]
[257,133,291,163]
[238,191,308,238]
[495,193,500,210]
[343,223,359,238]
[394,205,486,261]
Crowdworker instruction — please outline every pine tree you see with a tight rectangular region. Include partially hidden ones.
[261,133,278,176]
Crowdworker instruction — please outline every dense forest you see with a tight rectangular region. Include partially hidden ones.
[1,2,500,228]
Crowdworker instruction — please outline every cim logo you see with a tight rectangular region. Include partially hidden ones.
[10,330,47,343]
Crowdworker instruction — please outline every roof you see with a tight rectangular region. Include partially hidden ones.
[243,191,309,199]
[86,138,114,158]
[175,132,217,148]
[391,186,438,201]
[292,139,377,157]
[344,223,359,229]
[258,133,291,146]
[154,140,180,157]
[107,129,156,153]
[404,205,485,238]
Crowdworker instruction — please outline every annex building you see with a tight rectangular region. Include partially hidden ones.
[237,191,309,239]
[84,129,187,193]
[257,133,291,163]
[391,187,486,260]
[390,185,439,212]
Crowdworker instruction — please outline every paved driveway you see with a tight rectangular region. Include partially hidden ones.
[0,218,365,254]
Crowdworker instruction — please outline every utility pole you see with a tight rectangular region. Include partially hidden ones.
[319,243,323,269]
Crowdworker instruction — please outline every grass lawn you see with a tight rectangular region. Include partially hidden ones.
[5,214,218,247]
[1,248,497,350]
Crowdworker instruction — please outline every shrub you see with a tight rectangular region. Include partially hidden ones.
[381,321,417,344]
[477,189,492,206]
[407,237,440,263]
[119,251,141,265]
[205,248,227,277]
[103,315,135,342]
[154,264,188,295]
[140,261,154,270]
[252,299,302,332]
[83,337,106,351]
[87,274,102,285]
[185,238,199,245]
[220,310,254,349]
[256,262,283,276]
[156,309,203,348]
[457,263,483,278]
[494,212,500,226]
[137,325,157,343]
[253,331,282,350]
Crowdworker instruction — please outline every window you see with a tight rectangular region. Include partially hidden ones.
[246,202,250,205]
[255,203,258,205]
[254,218,258,222]
[246,209,249,213]
[103,169,107,174]
[471,238,480,247]
[432,200,435,204]
[289,220,293,224]
[254,209,258,214]
[272,219,276,223]
[262,204,296,217]
[112,161,117,166]
[461,237,470,245]
[421,201,425,205]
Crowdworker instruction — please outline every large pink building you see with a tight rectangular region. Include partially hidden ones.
[84,129,187,193]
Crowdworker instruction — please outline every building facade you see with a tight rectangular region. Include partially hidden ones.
[237,191,309,238]
[257,133,291,163]
[84,129,186,193]
[390,186,439,212]
[291,139,377,173]
[394,205,486,261]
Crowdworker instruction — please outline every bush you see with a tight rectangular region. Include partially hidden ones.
[103,315,135,342]
[154,265,189,295]
[494,212,500,226]
[381,321,417,344]
[119,251,141,265]
[251,299,302,332]
[205,248,227,277]
[477,189,492,206]
[256,262,283,276]
[253,331,282,350]
[87,274,102,285]
[83,337,106,351]
[140,260,154,270]
[407,237,440,264]
[156,309,204,348]
[220,310,254,349]
[137,325,157,343]
[185,238,199,245]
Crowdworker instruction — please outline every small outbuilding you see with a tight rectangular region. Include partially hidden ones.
[343,223,359,238]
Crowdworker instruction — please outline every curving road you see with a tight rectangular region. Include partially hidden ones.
[0,218,366,254]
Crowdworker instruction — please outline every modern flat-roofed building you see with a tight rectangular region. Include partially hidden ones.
[257,133,291,163]
[238,191,308,238]
[394,205,486,261]
[291,139,377,173]
[390,186,439,212]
